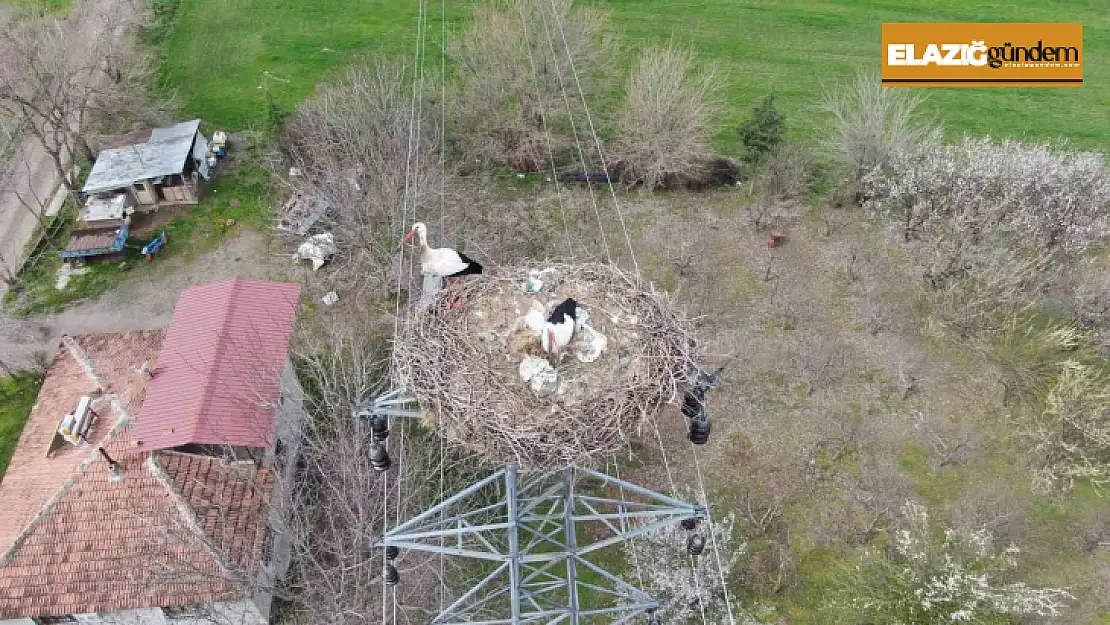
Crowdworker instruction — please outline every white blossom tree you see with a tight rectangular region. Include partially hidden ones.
[862,137,1110,254]
[842,501,1072,624]
[622,512,746,625]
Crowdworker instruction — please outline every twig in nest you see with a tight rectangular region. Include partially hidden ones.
[395,262,698,470]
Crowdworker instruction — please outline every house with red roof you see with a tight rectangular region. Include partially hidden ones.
[0,279,301,625]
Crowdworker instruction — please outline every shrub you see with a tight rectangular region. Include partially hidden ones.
[863,137,1110,254]
[615,42,722,190]
[738,94,784,166]
[823,71,939,183]
[841,501,1072,624]
[622,513,744,625]
[451,0,610,172]
[958,313,1084,409]
[1022,362,1110,494]
[758,141,812,201]
[920,244,1057,339]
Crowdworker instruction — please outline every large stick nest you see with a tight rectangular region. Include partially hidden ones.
[396,262,697,469]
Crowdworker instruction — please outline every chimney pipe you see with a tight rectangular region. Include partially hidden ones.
[98,447,124,482]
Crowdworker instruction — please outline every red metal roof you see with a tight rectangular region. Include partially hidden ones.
[135,278,300,452]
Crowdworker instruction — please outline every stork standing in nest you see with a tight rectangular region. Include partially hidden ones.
[402,222,483,308]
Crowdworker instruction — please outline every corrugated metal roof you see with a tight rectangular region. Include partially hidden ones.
[134,278,301,452]
[82,120,202,194]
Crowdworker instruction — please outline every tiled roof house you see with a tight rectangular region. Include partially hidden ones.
[0,279,301,625]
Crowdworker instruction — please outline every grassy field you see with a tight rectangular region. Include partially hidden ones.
[0,373,41,481]
[0,0,71,10]
[162,0,1110,151]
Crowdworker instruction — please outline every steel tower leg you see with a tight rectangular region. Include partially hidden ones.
[376,466,703,624]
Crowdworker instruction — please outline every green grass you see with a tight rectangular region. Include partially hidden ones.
[599,0,1110,152]
[162,0,1110,152]
[0,0,71,9]
[0,372,42,481]
[160,0,469,130]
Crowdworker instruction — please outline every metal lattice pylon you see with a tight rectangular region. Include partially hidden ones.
[377,466,704,625]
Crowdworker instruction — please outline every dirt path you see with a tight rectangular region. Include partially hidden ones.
[1,230,285,369]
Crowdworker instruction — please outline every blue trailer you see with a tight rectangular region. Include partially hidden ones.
[59,221,129,261]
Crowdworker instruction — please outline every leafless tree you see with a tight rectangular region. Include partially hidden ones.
[615,42,722,190]
[823,71,940,188]
[451,0,611,172]
[280,59,442,296]
[275,313,486,624]
[622,510,744,625]
[0,0,169,189]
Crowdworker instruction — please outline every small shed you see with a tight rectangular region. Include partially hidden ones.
[81,193,131,226]
[82,119,212,210]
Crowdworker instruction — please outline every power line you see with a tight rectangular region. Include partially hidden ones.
[544,0,639,274]
[382,0,431,619]
[512,0,573,258]
[693,444,739,625]
[535,0,611,264]
[438,0,448,613]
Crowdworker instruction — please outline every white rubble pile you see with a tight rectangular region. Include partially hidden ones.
[294,233,337,271]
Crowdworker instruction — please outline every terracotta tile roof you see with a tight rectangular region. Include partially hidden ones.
[0,331,275,619]
[135,278,301,452]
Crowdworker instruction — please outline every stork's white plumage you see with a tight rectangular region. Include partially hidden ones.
[541,298,579,355]
[402,222,483,309]
[402,223,479,278]
[522,303,547,337]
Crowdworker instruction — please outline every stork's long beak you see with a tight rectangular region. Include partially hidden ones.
[547,329,558,355]
[401,230,415,245]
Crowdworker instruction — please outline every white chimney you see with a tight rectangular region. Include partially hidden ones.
[135,360,153,378]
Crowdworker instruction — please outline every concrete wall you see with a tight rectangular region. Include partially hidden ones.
[68,600,266,624]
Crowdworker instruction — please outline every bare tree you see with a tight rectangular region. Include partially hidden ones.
[823,71,940,188]
[622,510,745,625]
[615,42,722,190]
[277,313,486,624]
[451,0,611,172]
[0,0,167,189]
[280,60,442,295]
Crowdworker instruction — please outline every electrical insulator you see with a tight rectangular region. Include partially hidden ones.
[371,414,390,441]
[682,387,706,421]
[687,415,711,445]
[384,563,400,585]
[385,546,400,560]
[687,534,706,556]
[368,441,392,471]
[680,518,698,531]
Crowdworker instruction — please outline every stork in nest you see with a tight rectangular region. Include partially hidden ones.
[402,222,483,309]
[519,298,586,358]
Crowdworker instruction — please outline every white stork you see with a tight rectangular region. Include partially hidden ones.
[402,222,483,308]
[541,298,579,355]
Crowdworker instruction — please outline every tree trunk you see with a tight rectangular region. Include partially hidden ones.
[77,134,95,164]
